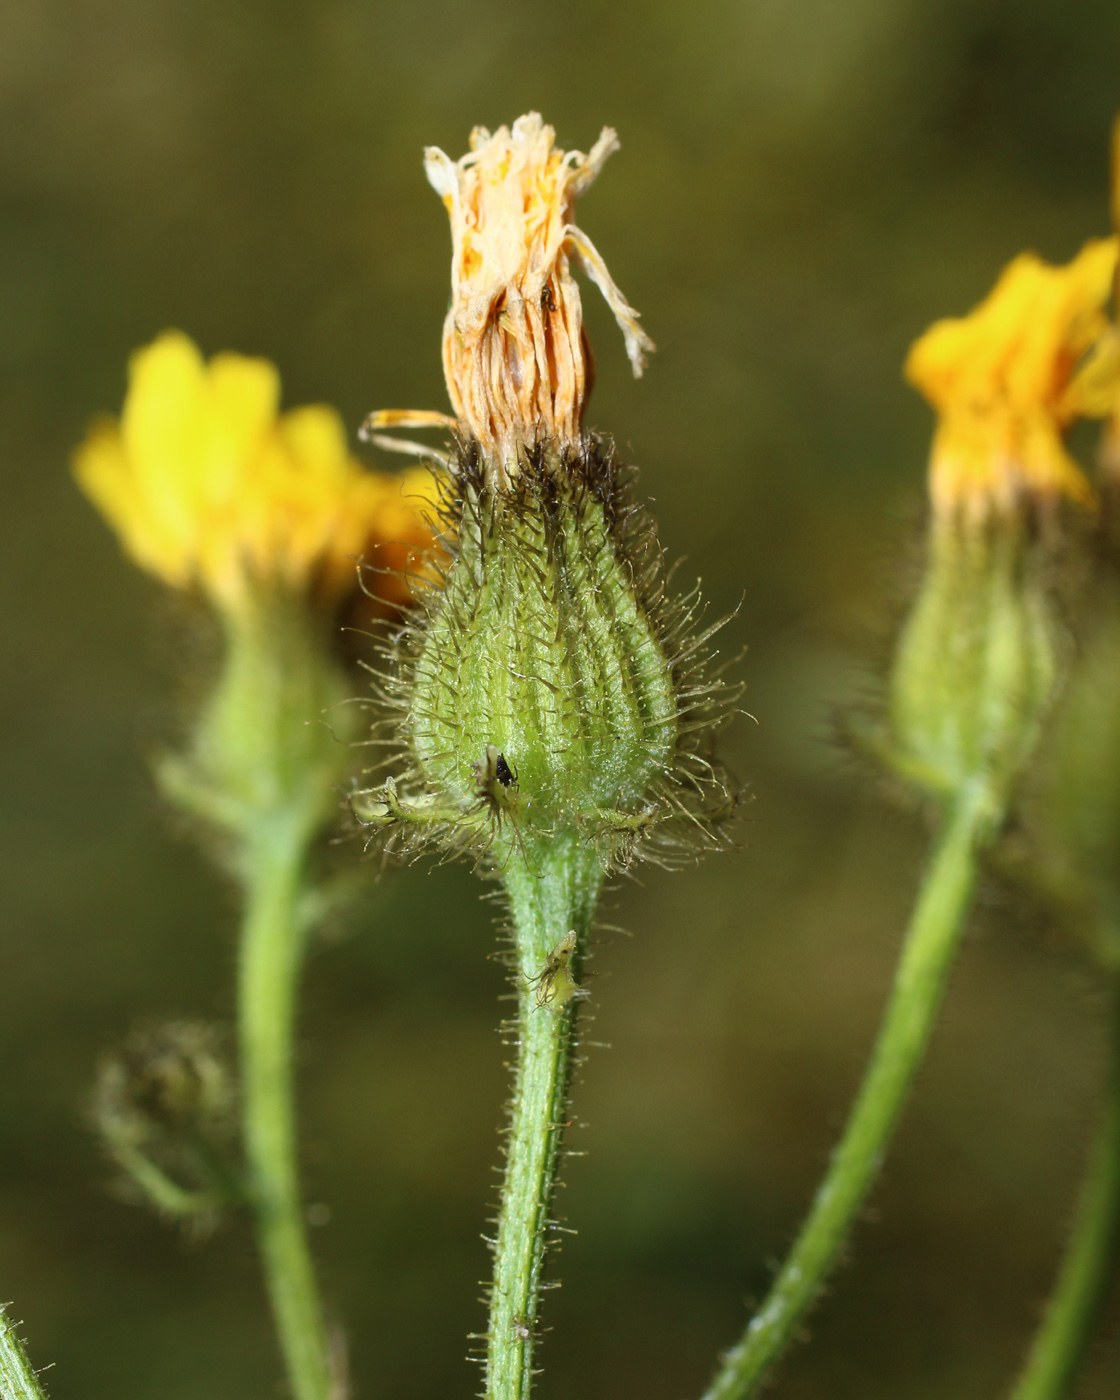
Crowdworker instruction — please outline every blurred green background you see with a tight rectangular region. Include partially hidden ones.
[3,1,1120,1396]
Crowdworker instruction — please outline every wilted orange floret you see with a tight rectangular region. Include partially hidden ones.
[905,238,1119,517]
[74,331,436,612]
[422,112,655,484]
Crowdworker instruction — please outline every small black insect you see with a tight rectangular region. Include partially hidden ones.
[472,745,520,820]
[541,283,556,313]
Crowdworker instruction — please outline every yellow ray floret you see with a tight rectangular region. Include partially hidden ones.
[422,111,655,483]
[74,331,436,611]
[905,238,1119,516]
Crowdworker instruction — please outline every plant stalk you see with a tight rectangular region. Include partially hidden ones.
[0,1304,48,1400]
[240,815,334,1400]
[1008,977,1120,1400]
[484,834,604,1400]
[702,782,996,1400]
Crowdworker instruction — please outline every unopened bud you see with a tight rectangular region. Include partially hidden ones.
[95,1021,235,1148]
[408,446,678,860]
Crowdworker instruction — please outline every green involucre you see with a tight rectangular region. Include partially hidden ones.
[888,518,1057,804]
[359,437,737,870]
[159,590,356,857]
[413,467,675,827]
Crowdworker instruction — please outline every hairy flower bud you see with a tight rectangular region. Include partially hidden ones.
[159,590,356,845]
[412,446,676,852]
[358,439,734,871]
[74,331,441,851]
[95,1022,234,1146]
[93,1022,240,1220]
[356,116,734,872]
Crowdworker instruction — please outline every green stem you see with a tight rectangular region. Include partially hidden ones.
[240,816,333,1400]
[0,1304,48,1399]
[484,834,604,1400]
[702,783,996,1400]
[108,1139,231,1217]
[1008,978,1120,1400]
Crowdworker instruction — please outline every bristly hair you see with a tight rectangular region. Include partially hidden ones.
[348,431,743,874]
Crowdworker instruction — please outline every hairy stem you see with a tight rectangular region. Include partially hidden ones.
[484,834,604,1400]
[0,1304,48,1400]
[702,783,996,1400]
[240,816,333,1400]
[1009,977,1120,1400]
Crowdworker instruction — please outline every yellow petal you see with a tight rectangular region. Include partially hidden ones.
[73,330,437,612]
[905,238,1119,514]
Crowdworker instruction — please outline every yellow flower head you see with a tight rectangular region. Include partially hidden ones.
[905,238,1119,518]
[74,331,435,612]
[420,112,655,484]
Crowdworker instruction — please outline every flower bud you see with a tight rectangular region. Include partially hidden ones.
[93,1022,240,1219]
[409,444,678,856]
[358,117,734,870]
[95,1021,234,1148]
[359,124,737,1400]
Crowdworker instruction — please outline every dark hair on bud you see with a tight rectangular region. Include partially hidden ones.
[349,432,742,874]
